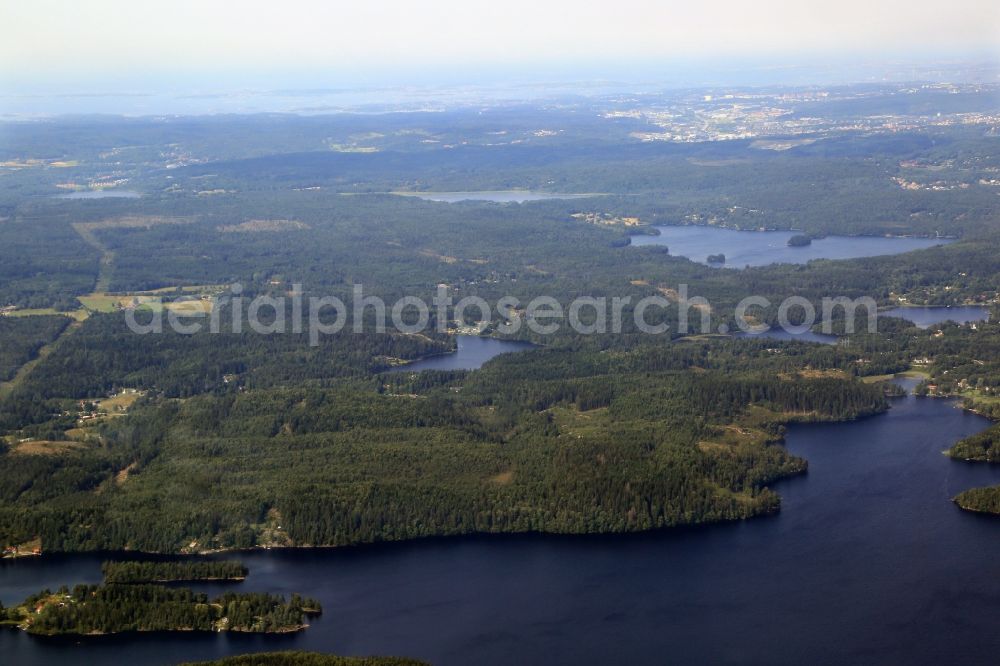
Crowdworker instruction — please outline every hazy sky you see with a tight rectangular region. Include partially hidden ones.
[3,0,999,89]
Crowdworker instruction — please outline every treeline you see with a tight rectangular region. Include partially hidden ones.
[102,559,248,583]
[182,652,430,666]
[13,584,321,635]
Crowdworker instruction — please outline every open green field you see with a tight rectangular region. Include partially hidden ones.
[77,293,121,312]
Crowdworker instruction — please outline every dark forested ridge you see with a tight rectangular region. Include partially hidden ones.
[181,652,430,666]
[1,584,321,635]
[102,559,248,583]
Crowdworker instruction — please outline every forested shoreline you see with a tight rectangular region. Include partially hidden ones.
[0,584,321,636]
[102,559,248,583]
[0,330,891,554]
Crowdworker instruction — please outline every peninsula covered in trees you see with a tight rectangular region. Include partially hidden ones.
[948,425,1000,463]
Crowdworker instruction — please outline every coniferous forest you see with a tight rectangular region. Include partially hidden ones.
[5,4,1000,663]
[101,559,249,583]
[3,584,321,635]
[1,104,1000,556]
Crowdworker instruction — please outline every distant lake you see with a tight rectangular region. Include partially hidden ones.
[388,335,535,372]
[881,306,990,329]
[391,191,598,203]
[53,190,142,199]
[630,226,946,267]
[735,327,839,345]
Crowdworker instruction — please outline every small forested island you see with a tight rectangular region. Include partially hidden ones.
[706,253,726,264]
[787,234,813,247]
[948,424,1000,462]
[948,426,1000,515]
[0,585,321,636]
[953,487,1000,515]
[182,652,430,666]
[102,559,248,583]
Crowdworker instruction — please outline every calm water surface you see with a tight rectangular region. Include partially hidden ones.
[388,336,535,372]
[630,226,946,267]
[4,386,1000,665]
[735,327,839,345]
[880,306,990,329]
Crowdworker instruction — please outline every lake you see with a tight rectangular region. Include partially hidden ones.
[4,384,1000,664]
[726,309,989,344]
[391,191,599,203]
[630,226,947,267]
[880,306,990,329]
[388,335,536,372]
[53,190,142,199]
[735,327,839,345]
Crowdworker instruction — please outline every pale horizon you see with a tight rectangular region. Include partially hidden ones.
[2,0,999,94]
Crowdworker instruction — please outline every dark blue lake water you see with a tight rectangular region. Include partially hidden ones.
[388,335,535,372]
[880,306,990,329]
[3,386,1000,665]
[630,226,947,267]
[735,327,840,345]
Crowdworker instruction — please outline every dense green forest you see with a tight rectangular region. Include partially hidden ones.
[946,424,1000,515]
[2,112,999,311]
[0,214,99,309]
[0,333,890,552]
[3,584,321,635]
[182,652,430,666]
[0,315,71,382]
[1,98,999,552]
[953,485,1000,514]
[950,426,1000,462]
[102,559,248,583]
